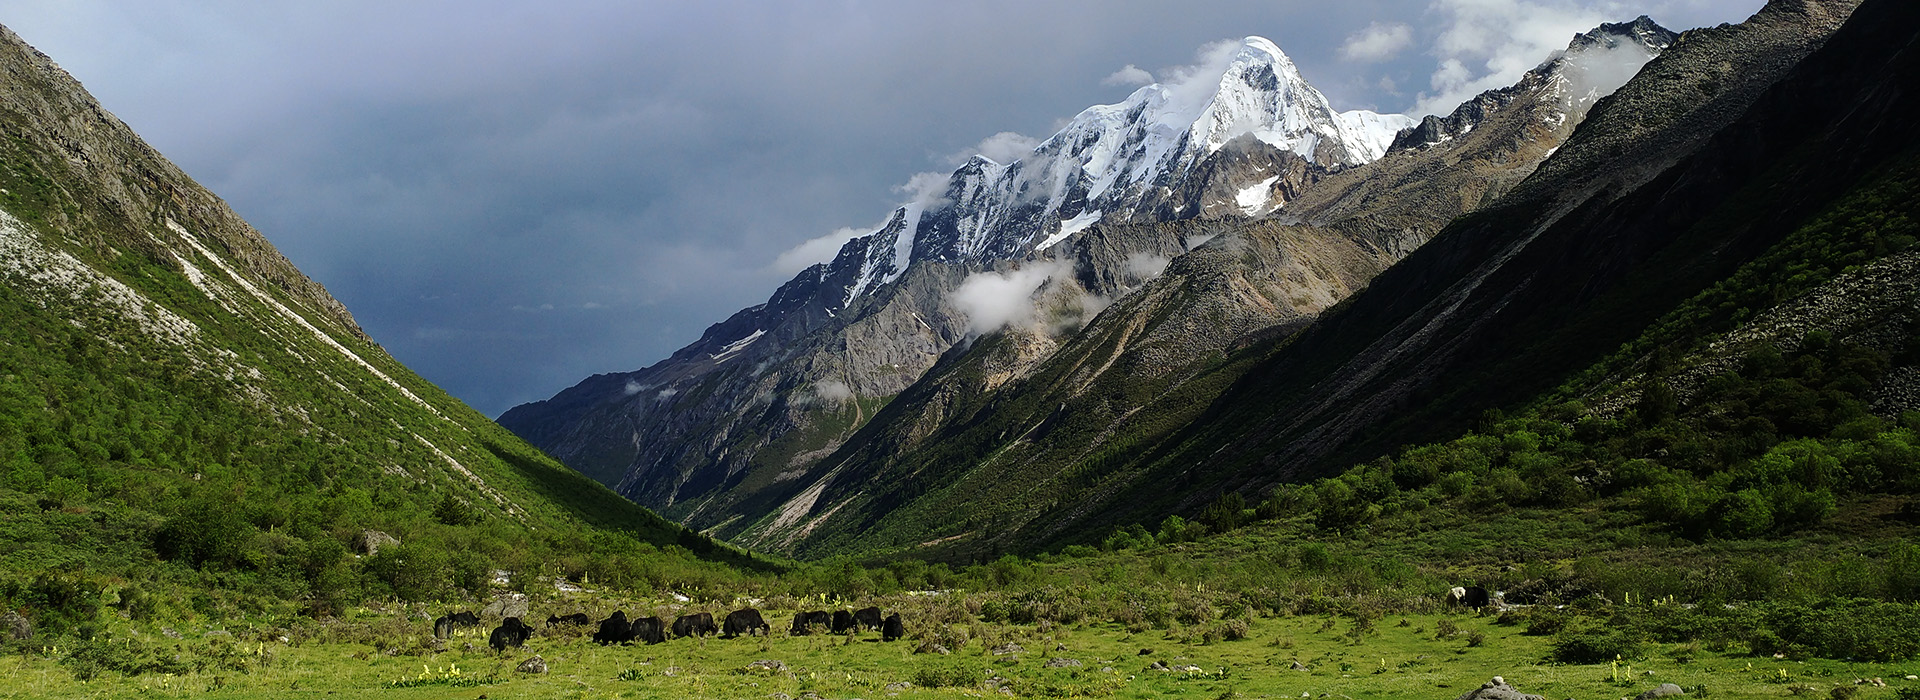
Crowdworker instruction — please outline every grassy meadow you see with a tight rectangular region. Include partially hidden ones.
[6,497,1920,699]
[3,601,1917,699]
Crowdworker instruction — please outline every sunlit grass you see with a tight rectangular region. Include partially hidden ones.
[3,609,1916,699]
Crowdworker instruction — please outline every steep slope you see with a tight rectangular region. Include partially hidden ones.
[499,36,1416,530]
[1087,0,1888,532]
[0,25,762,607]
[736,19,1679,557]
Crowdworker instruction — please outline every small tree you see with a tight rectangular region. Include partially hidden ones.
[154,496,250,568]
[1200,492,1247,532]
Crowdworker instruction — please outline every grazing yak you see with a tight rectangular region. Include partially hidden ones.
[630,615,667,645]
[854,606,883,631]
[1448,586,1491,608]
[722,608,769,638]
[790,611,831,635]
[547,613,591,627]
[882,613,905,642]
[488,617,533,651]
[433,610,482,639]
[593,611,633,645]
[673,612,717,639]
[830,610,855,634]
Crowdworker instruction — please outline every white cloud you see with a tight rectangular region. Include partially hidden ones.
[623,379,647,396]
[1340,22,1414,62]
[951,260,1071,336]
[1411,0,1607,117]
[1125,252,1170,280]
[898,170,953,211]
[813,380,854,402]
[1156,40,1247,127]
[770,225,868,275]
[1559,39,1658,117]
[1101,64,1154,87]
[949,131,1041,166]
[656,387,678,400]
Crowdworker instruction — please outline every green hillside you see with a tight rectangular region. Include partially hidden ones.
[0,24,773,634]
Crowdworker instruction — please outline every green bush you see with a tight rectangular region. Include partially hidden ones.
[153,496,251,568]
[1551,627,1646,663]
[364,543,450,602]
[58,627,192,680]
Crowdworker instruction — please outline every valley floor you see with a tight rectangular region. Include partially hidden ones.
[2,609,1915,699]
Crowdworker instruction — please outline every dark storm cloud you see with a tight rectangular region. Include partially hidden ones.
[0,0,1763,415]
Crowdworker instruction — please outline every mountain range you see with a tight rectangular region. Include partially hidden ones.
[3,0,1908,579]
[501,0,1916,564]
[499,12,1697,551]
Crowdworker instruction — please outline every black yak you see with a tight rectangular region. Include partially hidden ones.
[673,612,717,638]
[488,617,533,651]
[547,613,591,627]
[722,608,769,638]
[790,610,831,635]
[854,606,883,631]
[593,611,632,645]
[630,615,667,645]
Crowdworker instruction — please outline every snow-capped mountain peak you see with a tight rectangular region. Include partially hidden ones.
[803,35,1414,299]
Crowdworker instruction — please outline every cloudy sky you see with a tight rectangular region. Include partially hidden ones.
[1,0,1761,416]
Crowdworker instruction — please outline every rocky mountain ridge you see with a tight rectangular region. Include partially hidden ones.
[730,17,1690,556]
[501,20,1680,546]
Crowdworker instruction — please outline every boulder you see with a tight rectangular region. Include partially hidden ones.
[1453,676,1546,700]
[515,655,547,674]
[481,595,528,619]
[1635,683,1685,699]
[746,659,789,672]
[355,530,399,555]
[1,612,30,640]
[1045,658,1082,668]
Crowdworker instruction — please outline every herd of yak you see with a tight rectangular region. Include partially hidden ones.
[432,607,907,651]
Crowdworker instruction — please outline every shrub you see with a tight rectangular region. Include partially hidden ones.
[1715,489,1774,538]
[59,628,190,680]
[431,492,479,526]
[1520,609,1566,636]
[1102,524,1154,551]
[154,496,250,568]
[1156,516,1208,544]
[1550,628,1645,663]
[363,543,450,602]
[1215,618,1250,641]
